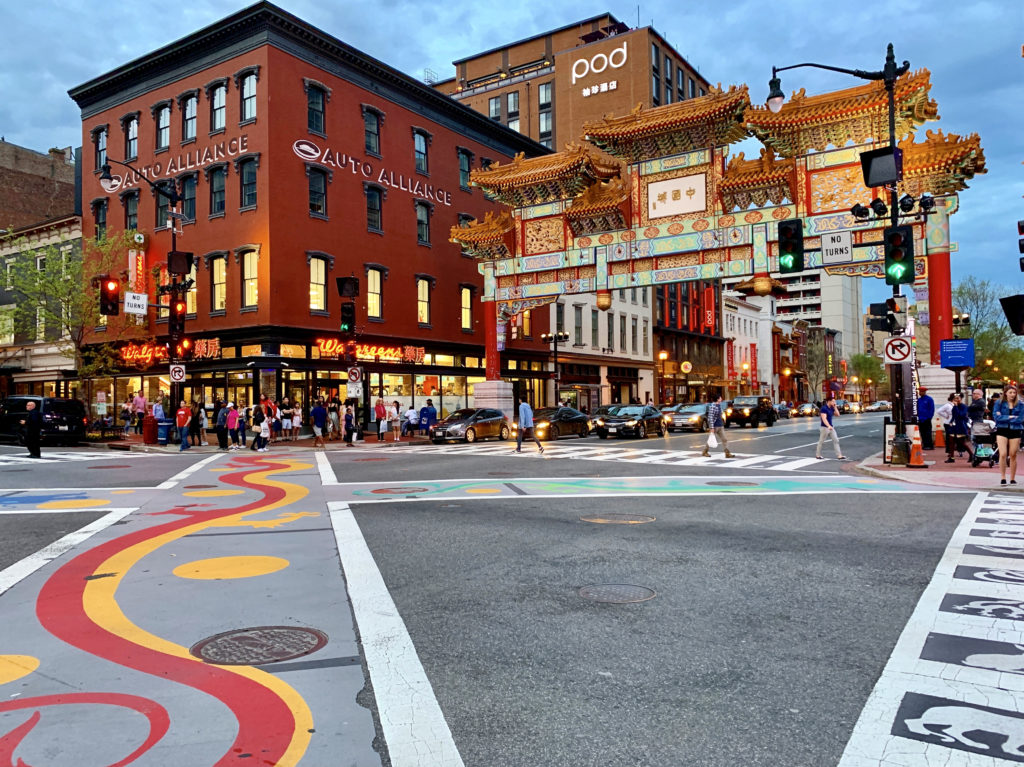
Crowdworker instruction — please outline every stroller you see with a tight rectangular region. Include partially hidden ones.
[971,420,998,468]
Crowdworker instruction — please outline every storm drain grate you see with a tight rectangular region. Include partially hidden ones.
[185,484,217,489]
[578,584,656,603]
[580,513,655,525]
[190,626,328,665]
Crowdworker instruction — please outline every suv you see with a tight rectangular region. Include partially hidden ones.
[0,396,88,445]
[725,395,776,428]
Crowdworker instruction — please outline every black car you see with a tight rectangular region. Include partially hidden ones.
[430,408,510,443]
[795,402,820,418]
[774,403,791,419]
[593,404,665,439]
[666,404,710,433]
[0,396,88,445]
[514,407,591,440]
[725,395,776,428]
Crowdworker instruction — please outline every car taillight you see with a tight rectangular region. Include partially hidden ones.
[83,417,89,424]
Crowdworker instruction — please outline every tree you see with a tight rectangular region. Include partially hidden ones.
[952,276,1024,386]
[805,333,828,400]
[848,353,886,401]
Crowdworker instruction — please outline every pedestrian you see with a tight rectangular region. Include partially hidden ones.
[310,398,328,449]
[344,405,355,447]
[175,400,191,451]
[374,398,387,442]
[993,384,1024,484]
[917,387,935,450]
[152,398,165,420]
[701,394,734,458]
[271,401,283,443]
[967,388,987,423]
[945,392,970,463]
[215,401,230,451]
[19,400,42,458]
[815,395,846,460]
[120,398,133,436]
[238,400,248,448]
[291,400,303,440]
[259,401,271,452]
[132,390,147,435]
[227,402,240,449]
[250,400,265,451]
[515,398,544,454]
[419,398,437,436]
[280,398,293,442]
[328,397,340,441]
[403,404,419,436]
[391,401,401,442]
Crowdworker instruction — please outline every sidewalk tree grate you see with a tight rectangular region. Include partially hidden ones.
[578,584,656,603]
[580,513,655,524]
[190,626,328,665]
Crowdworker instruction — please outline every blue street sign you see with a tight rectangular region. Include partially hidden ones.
[940,338,975,369]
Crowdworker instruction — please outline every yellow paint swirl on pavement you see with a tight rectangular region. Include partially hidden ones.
[173,555,290,580]
[0,655,40,685]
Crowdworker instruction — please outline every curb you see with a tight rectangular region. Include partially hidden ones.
[854,453,1024,493]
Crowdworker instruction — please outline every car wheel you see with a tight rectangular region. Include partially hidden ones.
[767,415,776,427]
[499,425,510,441]
[549,425,560,441]
[750,418,758,428]
[637,423,647,439]
[578,427,587,438]
[598,432,608,439]
[699,420,708,433]
[658,423,665,437]
[465,427,477,443]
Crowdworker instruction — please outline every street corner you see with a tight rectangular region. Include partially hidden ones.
[856,451,1024,493]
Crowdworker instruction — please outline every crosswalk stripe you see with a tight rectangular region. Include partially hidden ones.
[720,454,779,468]
[769,457,824,471]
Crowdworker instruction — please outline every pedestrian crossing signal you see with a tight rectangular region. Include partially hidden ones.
[99,276,120,315]
[340,301,356,334]
[884,225,914,286]
[777,219,804,274]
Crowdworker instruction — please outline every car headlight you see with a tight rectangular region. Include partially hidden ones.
[449,424,465,434]
[536,421,549,428]
[596,418,604,426]
[689,416,699,422]
[743,408,750,415]
[626,419,638,426]
[725,408,733,416]
[663,415,672,423]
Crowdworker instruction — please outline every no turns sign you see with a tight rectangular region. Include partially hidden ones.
[883,337,914,365]
[169,364,186,383]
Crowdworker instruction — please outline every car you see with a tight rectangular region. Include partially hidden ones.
[835,398,855,414]
[666,403,710,432]
[864,400,891,412]
[795,402,820,417]
[848,401,862,413]
[593,404,665,439]
[0,396,88,445]
[774,402,791,419]
[429,408,510,443]
[513,406,590,440]
[725,395,776,428]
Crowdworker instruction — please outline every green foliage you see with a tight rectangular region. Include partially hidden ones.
[952,276,1024,386]
[848,353,886,386]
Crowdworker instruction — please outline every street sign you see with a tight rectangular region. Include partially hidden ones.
[883,337,914,365]
[940,338,975,370]
[124,291,148,316]
[346,381,363,399]
[821,230,853,265]
[169,364,186,383]
[347,367,363,384]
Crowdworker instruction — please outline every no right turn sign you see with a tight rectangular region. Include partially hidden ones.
[883,337,914,365]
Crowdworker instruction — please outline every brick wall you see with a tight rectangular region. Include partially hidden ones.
[0,141,76,230]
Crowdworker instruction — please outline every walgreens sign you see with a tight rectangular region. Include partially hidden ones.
[571,42,628,85]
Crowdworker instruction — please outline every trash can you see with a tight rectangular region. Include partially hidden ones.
[142,414,159,445]
[157,418,175,446]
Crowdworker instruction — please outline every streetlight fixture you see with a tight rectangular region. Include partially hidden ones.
[741,361,750,394]
[766,43,914,465]
[658,350,669,404]
[540,331,569,405]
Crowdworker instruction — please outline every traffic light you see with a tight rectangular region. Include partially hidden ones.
[167,251,195,276]
[883,224,914,286]
[340,301,356,334]
[884,297,904,333]
[169,297,187,339]
[867,302,888,332]
[777,219,804,274]
[1018,220,1024,272]
[174,337,193,360]
[99,276,120,316]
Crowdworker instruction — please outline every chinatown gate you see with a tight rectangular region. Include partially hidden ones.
[451,71,985,413]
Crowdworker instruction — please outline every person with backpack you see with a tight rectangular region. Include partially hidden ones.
[250,398,266,451]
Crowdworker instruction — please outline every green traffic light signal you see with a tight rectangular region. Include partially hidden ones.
[884,225,914,286]
[777,219,804,274]
[340,301,356,334]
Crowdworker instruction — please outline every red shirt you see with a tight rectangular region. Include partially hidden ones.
[175,407,191,428]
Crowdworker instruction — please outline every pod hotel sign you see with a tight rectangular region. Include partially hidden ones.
[292,139,453,207]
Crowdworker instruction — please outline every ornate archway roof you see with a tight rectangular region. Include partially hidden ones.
[470,143,622,207]
[744,69,938,157]
[565,175,631,236]
[448,210,515,259]
[583,84,751,162]
[899,129,986,197]
[719,147,796,211]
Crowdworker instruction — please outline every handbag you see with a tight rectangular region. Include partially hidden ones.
[707,432,719,448]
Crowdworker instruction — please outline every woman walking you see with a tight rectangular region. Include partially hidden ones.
[327,398,340,442]
[945,393,970,464]
[344,405,355,447]
[292,400,303,440]
[993,384,1024,485]
[190,399,204,446]
[391,401,402,442]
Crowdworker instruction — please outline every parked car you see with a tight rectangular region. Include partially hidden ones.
[666,403,710,433]
[430,408,510,443]
[774,402,791,419]
[795,403,820,417]
[848,401,862,413]
[513,407,590,440]
[835,398,854,414]
[593,404,665,439]
[864,400,891,412]
[0,396,88,445]
[725,395,776,428]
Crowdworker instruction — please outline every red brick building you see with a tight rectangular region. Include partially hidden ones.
[68,1,549,421]
[0,140,76,231]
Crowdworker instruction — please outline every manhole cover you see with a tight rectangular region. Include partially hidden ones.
[89,465,131,469]
[370,486,430,495]
[706,481,759,487]
[190,626,328,665]
[580,513,655,524]
[185,484,217,489]
[578,584,656,603]
[354,457,390,462]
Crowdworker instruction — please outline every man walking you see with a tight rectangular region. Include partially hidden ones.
[132,390,147,435]
[515,398,544,454]
[967,388,987,423]
[917,387,935,450]
[175,400,191,451]
[701,394,734,458]
[215,401,230,451]
[310,398,328,449]
[19,401,42,458]
[816,395,846,460]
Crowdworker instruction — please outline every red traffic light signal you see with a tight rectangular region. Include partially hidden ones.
[174,337,193,359]
[99,275,120,316]
[169,297,187,337]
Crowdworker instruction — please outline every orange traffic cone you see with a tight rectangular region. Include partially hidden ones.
[908,427,928,469]
[935,425,946,449]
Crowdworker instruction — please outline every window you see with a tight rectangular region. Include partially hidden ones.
[416,278,431,325]
[574,305,583,346]
[651,44,660,70]
[665,56,672,77]
[308,168,327,217]
[238,158,257,208]
[620,315,627,350]
[539,82,552,107]
[631,287,637,304]
[488,96,500,120]
[690,78,697,99]
[507,91,519,116]
[155,105,170,150]
[664,82,673,105]
[413,130,429,173]
[631,317,638,354]
[642,287,648,307]
[366,186,383,231]
[607,313,615,351]
[242,250,258,308]
[699,87,706,97]
[93,199,107,241]
[555,302,564,333]
[522,309,532,338]
[182,95,197,141]
[677,69,686,99]
[308,86,325,134]
[155,186,170,228]
[186,262,197,314]
[415,201,431,244]
[540,138,552,149]
[208,166,226,215]
[652,74,660,106]
[181,175,197,222]
[365,110,380,155]
[461,287,473,331]
[93,127,107,171]
[123,191,138,230]
[507,117,520,133]
[643,319,649,355]
[367,268,382,319]
[123,116,137,160]
[539,111,552,136]
[591,310,599,347]
[211,84,226,132]
[458,149,472,189]
[309,257,326,311]
[240,73,257,122]
[211,256,226,311]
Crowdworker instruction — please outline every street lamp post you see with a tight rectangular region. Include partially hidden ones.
[540,331,569,406]
[767,43,914,464]
[658,350,669,403]
[741,362,750,394]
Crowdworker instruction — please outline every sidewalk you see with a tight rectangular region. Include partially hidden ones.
[104,430,432,453]
[857,448,1024,493]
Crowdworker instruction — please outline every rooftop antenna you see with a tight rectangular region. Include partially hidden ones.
[424,68,438,85]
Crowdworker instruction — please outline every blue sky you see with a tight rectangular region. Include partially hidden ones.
[0,0,1019,309]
